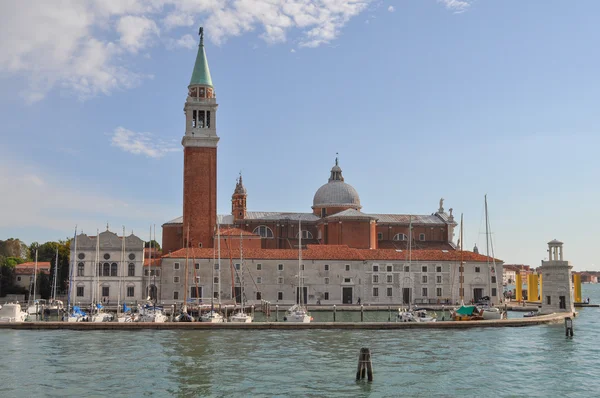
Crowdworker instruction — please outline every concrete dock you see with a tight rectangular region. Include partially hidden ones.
[0,312,573,330]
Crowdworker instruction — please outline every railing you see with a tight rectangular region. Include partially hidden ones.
[187,97,217,104]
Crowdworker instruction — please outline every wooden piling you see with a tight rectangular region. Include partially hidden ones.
[333,304,336,322]
[275,305,279,322]
[356,348,373,382]
[388,306,391,322]
[360,305,364,322]
[565,317,574,337]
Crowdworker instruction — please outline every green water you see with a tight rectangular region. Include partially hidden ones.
[2,285,599,397]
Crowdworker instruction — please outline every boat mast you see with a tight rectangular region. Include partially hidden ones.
[484,195,492,302]
[211,225,216,312]
[67,227,77,314]
[298,217,303,307]
[239,227,244,313]
[95,229,100,312]
[184,225,190,312]
[460,213,464,304]
[217,223,221,306]
[52,247,59,301]
[33,249,38,303]
[153,225,157,302]
[118,226,125,314]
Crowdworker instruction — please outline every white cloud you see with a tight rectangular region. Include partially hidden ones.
[1,0,466,102]
[110,127,179,158]
[438,0,471,13]
[290,48,296,53]
[388,6,395,12]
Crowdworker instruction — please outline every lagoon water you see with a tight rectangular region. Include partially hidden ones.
[1,285,599,397]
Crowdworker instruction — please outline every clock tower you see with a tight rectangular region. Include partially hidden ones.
[182,27,218,248]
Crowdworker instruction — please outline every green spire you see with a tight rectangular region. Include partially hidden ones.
[189,27,213,87]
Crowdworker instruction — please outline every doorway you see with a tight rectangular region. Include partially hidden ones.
[342,287,353,304]
[147,285,157,301]
[296,286,308,305]
[234,287,242,303]
[190,286,202,300]
[402,288,412,305]
[559,295,566,309]
[473,288,484,302]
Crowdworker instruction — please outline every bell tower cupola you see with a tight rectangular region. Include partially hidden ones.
[182,27,219,249]
[232,174,247,221]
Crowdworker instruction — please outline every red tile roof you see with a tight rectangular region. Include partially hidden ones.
[144,258,162,267]
[14,262,51,275]
[163,245,501,263]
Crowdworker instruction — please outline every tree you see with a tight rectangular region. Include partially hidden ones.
[144,240,161,251]
[0,256,25,297]
[37,272,51,300]
[28,240,71,294]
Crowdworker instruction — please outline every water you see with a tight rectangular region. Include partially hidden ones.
[2,285,599,397]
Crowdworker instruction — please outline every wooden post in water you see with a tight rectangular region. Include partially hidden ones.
[360,305,364,322]
[356,348,373,382]
[388,306,391,322]
[565,317,574,337]
[333,304,336,322]
[251,305,255,319]
[275,305,279,322]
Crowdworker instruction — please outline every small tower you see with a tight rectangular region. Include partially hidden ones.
[539,239,575,314]
[182,27,219,249]
[232,174,247,221]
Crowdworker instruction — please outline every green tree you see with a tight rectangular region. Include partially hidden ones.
[36,272,51,300]
[0,256,25,297]
[144,240,161,251]
[28,240,71,294]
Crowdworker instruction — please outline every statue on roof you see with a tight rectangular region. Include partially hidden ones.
[199,26,204,45]
[438,198,444,213]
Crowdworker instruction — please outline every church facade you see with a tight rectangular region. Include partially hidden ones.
[160,29,503,306]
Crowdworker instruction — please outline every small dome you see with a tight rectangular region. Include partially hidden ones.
[312,158,361,209]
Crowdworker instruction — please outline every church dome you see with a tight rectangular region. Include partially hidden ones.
[312,158,361,209]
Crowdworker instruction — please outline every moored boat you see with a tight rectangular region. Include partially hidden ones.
[0,303,29,323]
[451,305,485,321]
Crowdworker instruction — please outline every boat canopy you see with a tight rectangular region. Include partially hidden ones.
[455,305,476,315]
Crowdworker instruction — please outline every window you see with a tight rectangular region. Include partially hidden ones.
[393,233,407,241]
[155,270,160,277]
[387,287,393,297]
[196,276,201,283]
[436,266,442,273]
[475,267,481,273]
[145,270,149,276]
[111,263,117,276]
[97,264,101,276]
[377,232,383,241]
[77,262,84,276]
[492,288,497,297]
[174,276,180,283]
[128,263,135,277]
[459,276,464,283]
[422,288,428,297]
[373,265,379,272]
[372,275,379,284]
[102,287,109,297]
[301,264,305,271]
[387,265,392,272]
[235,276,240,284]
[253,225,274,238]
[277,292,283,300]
[324,264,329,271]
[324,292,330,300]
[459,288,464,298]
[174,262,180,270]
[256,292,262,300]
[214,277,219,284]
[78,253,85,260]
[419,233,425,241]
[76,286,84,297]
[173,291,179,300]
[422,275,427,283]
[559,296,566,309]
[404,265,410,272]
[459,266,464,273]
[214,291,219,299]
[296,230,313,239]
[345,264,350,271]
[491,276,497,283]
[129,253,135,260]
[235,263,240,270]
[546,296,551,305]
[127,286,134,297]
[103,263,110,276]
[436,275,442,284]
[422,266,427,272]
[373,287,379,297]
[278,277,284,284]
[387,275,393,283]
[195,263,200,270]
[257,277,262,284]
[190,287,200,298]
[104,253,110,260]
[436,287,442,297]
[344,278,351,283]
[324,277,330,285]
[17,276,21,281]
[257,263,262,271]
[278,264,284,271]
[214,263,219,270]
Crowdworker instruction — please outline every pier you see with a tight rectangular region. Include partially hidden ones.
[0,312,573,330]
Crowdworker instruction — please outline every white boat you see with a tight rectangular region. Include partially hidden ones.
[117,303,137,322]
[139,304,168,323]
[66,306,89,322]
[27,299,46,315]
[0,303,29,323]
[230,311,252,323]
[44,299,64,315]
[481,306,505,320]
[284,218,311,323]
[230,228,253,323]
[397,308,437,323]
[91,304,114,322]
[200,310,225,323]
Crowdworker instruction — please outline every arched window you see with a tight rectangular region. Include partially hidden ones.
[295,230,313,239]
[111,263,118,276]
[103,263,110,276]
[97,263,102,276]
[393,233,407,241]
[77,262,84,276]
[128,263,135,277]
[253,225,274,238]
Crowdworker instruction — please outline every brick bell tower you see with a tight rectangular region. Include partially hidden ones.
[182,27,218,248]
[232,174,247,221]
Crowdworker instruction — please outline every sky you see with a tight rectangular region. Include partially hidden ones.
[0,0,598,270]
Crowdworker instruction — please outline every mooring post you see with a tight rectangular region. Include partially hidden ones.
[565,317,574,337]
[251,305,255,319]
[36,302,39,320]
[171,304,175,322]
[275,305,279,322]
[388,306,391,322]
[356,348,373,382]
[333,304,336,322]
[361,305,364,322]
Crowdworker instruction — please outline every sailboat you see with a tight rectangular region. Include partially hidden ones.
[230,229,252,323]
[27,250,42,316]
[200,223,225,323]
[284,218,312,323]
[140,226,168,323]
[480,195,506,320]
[45,247,64,315]
[65,227,88,322]
[92,230,113,322]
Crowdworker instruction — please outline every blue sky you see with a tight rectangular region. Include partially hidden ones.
[0,0,598,270]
